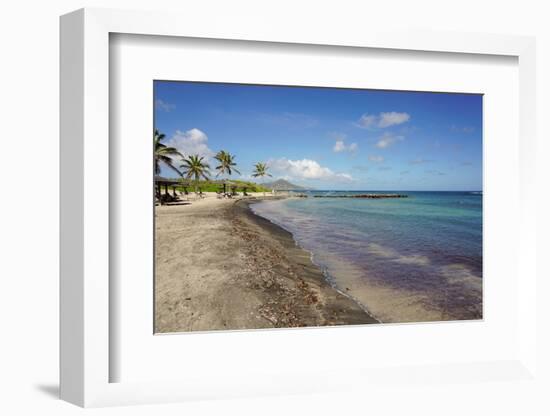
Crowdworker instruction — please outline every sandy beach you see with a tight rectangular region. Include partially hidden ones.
[154,195,376,333]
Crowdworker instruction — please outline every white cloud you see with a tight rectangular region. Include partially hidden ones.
[269,158,353,181]
[368,155,384,163]
[357,111,410,129]
[358,114,378,128]
[167,128,215,161]
[333,139,358,153]
[375,132,404,149]
[236,173,255,181]
[333,140,346,152]
[378,112,410,128]
[155,99,175,112]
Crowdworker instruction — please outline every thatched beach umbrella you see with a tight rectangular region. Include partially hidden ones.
[179,178,191,195]
[222,179,238,194]
[225,180,240,195]
[154,176,181,202]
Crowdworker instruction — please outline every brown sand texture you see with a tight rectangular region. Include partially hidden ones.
[154,197,376,333]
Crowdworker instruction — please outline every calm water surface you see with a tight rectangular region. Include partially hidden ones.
[251,191,482,323]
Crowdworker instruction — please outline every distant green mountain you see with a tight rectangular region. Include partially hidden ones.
[262,179,310,191]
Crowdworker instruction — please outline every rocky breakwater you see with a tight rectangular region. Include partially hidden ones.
[312,194,408,199]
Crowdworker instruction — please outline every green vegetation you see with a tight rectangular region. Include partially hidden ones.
[154,129,182,176]
[252,162,272,196]
[252,162,271,180]
[174,179,271,194]
[180,155,211,192]
[214,150,240,194]
[214,150,240,177]
[155,130,275,195]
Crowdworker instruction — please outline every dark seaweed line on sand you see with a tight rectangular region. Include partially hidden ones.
[237,199,381,324]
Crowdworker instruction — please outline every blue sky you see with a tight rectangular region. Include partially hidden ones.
[154,81,482,191]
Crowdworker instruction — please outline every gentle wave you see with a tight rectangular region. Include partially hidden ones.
[251,191,482,323]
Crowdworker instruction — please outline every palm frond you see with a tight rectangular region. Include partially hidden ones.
[214,150,240,178]
[180,154,211,182]
[154,129,183,176]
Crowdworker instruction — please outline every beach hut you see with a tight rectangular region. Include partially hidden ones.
[225,180,241,196]
[154,176,184,203]
[219,180,236,195]
[222,179,232,195]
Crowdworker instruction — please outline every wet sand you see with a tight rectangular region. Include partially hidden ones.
[154,196,376,333]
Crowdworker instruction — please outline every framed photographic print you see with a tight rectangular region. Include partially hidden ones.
[60,8,538,408]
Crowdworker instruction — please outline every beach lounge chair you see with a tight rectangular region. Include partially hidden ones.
[159,193,179,204]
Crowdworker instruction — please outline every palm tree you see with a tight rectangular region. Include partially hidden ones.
[180,154,211,193]
[154,129,182,176]
[214,150,241,194]
[252,162,272,196]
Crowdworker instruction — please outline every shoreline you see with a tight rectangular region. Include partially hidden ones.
[249,196,483,323]
[235,198,380,326]
[154,195,377,333]
[247,198,382,323]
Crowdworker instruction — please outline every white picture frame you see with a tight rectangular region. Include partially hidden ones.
[60,7,538,407]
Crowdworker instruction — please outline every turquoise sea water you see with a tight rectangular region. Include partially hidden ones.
[251,191,482,323]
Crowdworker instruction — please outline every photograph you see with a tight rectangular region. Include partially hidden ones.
[153,81,483,333]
